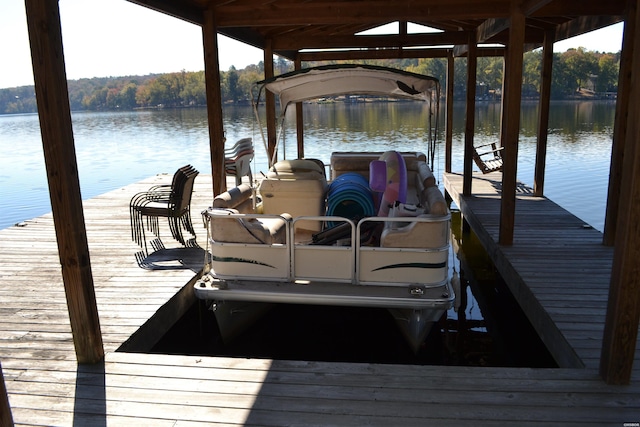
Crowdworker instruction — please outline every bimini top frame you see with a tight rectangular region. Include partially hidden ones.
[254,64,440,114]
[251,64,441,168]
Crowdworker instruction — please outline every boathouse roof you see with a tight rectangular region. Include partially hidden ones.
[127,0,626,59]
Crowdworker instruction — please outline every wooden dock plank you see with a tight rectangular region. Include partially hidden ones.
[444,172,640,374]
[0,173,638,425]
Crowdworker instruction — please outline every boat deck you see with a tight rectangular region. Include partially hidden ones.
[1,173,639,425]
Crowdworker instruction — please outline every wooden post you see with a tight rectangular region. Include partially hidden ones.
[533,28,554,197]
[264,40,277,166]
[445,50,454,173]
[498,0,525,246]
[463,33,477,196]
[25,0,104,364]
[603,0,636,247]
[0,362,13,427]
[295,56,305,159]
[600,0,640,385]
[203,7,227,195]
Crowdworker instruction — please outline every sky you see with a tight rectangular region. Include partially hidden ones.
[0,0,625,89]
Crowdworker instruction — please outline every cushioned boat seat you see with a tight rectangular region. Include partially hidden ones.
[258,159,328,222]
[207,208,290,245]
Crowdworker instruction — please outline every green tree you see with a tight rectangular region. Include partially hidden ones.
[119,82,138,109]
[226,66,240,102]
[562,47,598,91]
[181,71,206,106]
[597,54,619,92]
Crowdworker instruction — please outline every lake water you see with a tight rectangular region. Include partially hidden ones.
[0,101,614,231]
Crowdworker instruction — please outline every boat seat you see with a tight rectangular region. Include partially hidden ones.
[258,159,328,221]
[212,183,254,213]
[207,208,290,245]
[381,185,449,249]
[330,151,427,180]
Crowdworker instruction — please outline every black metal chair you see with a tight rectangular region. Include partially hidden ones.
[130,165,199,254]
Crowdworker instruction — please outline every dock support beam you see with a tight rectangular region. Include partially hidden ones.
[25,0,104,363]
[604,0,636,247]
[445,50,454,174]
[463,33,477,196]
[600,0,640,385]
[264,40,277,166]
[0,362,13,427]
[533,28,554,197]
[203,7,227,195]
[498,0,525,246]
[295,55,305,159]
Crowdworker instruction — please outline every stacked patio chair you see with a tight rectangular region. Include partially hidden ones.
[225,137,254,186]
[130,165,199,255]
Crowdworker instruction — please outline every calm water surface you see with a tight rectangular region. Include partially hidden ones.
[0,101,614,231]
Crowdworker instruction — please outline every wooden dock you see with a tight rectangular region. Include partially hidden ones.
[443,171,635,371]
[1,173,639,425]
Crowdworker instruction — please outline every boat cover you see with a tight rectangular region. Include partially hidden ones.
[257,64,439,113]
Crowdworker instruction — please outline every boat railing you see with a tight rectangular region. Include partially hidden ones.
[292,216,356,284]
[205,209,292,281]
[205,205,451,288]
[356,215,451,287]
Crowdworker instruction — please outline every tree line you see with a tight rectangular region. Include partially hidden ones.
[0,47,620,115]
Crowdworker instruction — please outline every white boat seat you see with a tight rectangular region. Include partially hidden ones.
[330,151,427,179]
[381,215,449,249]
[381,184,449,249]
[421,186,448,216]
[212,183,254,213]
[258,159,328,226]
[207,208,290,245]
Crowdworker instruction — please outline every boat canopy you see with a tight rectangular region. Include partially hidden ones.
[256,64,440,113]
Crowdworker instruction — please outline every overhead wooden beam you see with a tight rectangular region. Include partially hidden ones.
[533,0,626,17]
[203,7,226,195]
[533,28,554,197]
[215,1,511,27]
[522,0,553,15]
[604,2,636,246]
[554,15,625,44]
[299,48,452,62]
[600,0,640,385]
[25,0,104,364]
[272,31,470,50]
[126,0,203,25]
[499,0,526,246]
[477,18,510,43]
